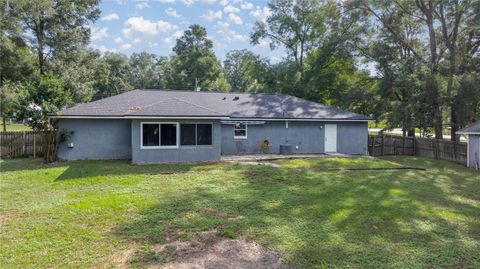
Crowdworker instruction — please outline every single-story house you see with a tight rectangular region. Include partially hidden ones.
[53,89,373,163]
[458,121,480,169]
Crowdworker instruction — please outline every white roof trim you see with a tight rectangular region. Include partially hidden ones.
[229,118,372,122]
[50,116,372,122]
[458,132,480,135]
[50,115,229,120]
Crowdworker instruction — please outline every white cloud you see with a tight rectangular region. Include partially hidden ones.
[219,0,229,6]
[217,21,230,32]
[114,37,123,44]
[92,44,117,53]
[198,0,216,4]
[173,30,183,38]
[101,13,119,21]
[240,2,253,10]
[135,1,150,10]
[228,31,248,42]
[160,0,176,3]
[251,6,271,22]
[224,4,240,13]
[123,17,175,38]
[91,27,109,41]
[163,37,174,46]
[181,0,194,6]
[201,10,222,22]
[133,38,141,44]
[228,13,243,24]
[165,7,181,18]
[121,43,132,50]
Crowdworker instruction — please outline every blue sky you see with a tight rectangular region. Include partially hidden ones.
[90,0,284,62]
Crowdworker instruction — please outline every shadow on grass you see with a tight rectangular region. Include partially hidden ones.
[112,163,480,268]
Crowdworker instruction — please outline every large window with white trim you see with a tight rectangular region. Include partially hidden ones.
[180,123,212,146]
[234,123,247,139]
[141,123,178,148]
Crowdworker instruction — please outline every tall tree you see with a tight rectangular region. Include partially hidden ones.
[9,0,100,74]
[250,0,322,74]
[93,53,132,99]
[50,49,107,103]
[224,49,271,92]
[129,52,169,89]
[170,24,221,90]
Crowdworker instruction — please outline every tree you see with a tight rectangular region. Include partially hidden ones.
[0,82,26,131]
[50,49,107,103]
[9,0,101,74]
[170,24,221,90]
[93,53,133,99]
[223,49,271,92]
[250,0,322,73]
[129,52,169,89]
[19,75,72,162]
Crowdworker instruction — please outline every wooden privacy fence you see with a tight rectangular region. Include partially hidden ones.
[369,135,467,165]
[0,131,45,159]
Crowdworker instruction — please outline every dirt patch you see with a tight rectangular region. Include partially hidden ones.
[131,229,284,269]
[0,212,23,227]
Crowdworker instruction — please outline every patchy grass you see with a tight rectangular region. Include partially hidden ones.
[0,122,31,132]
[0,156,479,268]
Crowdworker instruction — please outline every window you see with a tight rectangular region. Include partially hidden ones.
[197,124,212,145]
[180,123,213,146]
[234,123,247,139]
[142,124,159,147]
[161,124,177,146]
[180,124,196,145]
[141,123,178,148]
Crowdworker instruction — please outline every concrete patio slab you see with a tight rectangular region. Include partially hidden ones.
[221,153,360,162]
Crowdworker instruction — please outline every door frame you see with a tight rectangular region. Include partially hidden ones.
[324,124,337,152]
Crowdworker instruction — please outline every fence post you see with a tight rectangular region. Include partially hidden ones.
[22,132,26,157]
[33,133,36,158]
[413,137,416,156]
[381,135,385,156]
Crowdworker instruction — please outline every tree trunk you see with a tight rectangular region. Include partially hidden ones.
[450,102,458,141]
[408,128,415,137]
[2,117,6,132]
[36,20,45,75]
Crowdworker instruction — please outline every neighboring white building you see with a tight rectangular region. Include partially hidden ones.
[458,121,480,169]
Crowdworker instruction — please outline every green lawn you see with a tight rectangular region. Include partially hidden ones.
[0,122,31,132]
[1,156,479,268]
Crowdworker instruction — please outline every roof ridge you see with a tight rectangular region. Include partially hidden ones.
[171,96,226,115]
[137,89,284,96]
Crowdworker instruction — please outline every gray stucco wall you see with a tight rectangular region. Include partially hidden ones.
[131,120,221,163]
[57,119,132,160]
[468,134,480,169]
[220,121,368,155]
[337,122,369,155]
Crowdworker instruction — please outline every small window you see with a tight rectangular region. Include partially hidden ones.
[142,124,159,146]
[234,123,247,139]
[197,124,212,145]
[181,124,196,145]
[161,124,177,146]
[180,123,213,146]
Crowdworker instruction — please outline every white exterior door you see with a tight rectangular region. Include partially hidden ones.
[324,124,337,152]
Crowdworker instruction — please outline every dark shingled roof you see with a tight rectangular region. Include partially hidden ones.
[457,121,480,134]
[58,89,373,120]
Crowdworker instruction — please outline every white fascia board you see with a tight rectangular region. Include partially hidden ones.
[50,115,229,120]
[457,132,480,135]
[229,118,373,122]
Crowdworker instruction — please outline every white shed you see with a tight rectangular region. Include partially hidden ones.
[458,121,480,169]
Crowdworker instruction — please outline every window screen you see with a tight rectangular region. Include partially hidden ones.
[180,124,196,145]
[234,123,247,138]
[142,124,159,146]
[161,124,177,146]
[196,124,212,145]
